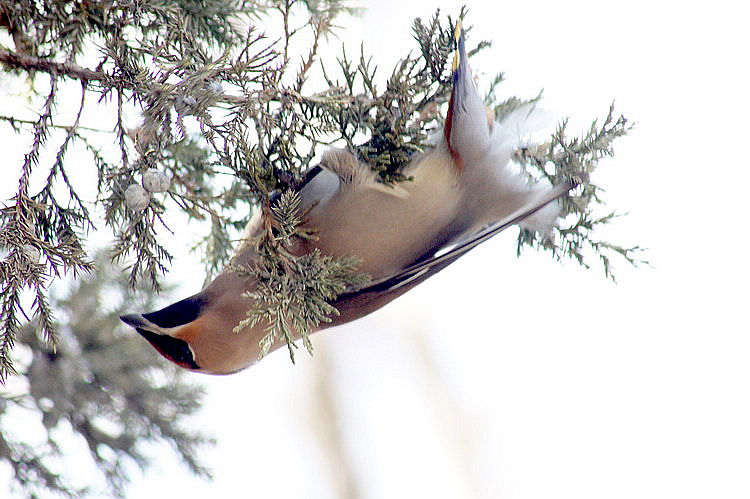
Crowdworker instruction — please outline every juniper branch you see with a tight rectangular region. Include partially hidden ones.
[0,48,103,81]
[513,104,645,277]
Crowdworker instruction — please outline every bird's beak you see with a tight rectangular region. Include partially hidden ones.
[120,313,147,329]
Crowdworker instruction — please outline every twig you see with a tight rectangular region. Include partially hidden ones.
[0,48,102,81]
[0,48,247,104]
[0,114,109,133]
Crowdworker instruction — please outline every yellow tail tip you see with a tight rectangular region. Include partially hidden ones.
[452,20,463,73]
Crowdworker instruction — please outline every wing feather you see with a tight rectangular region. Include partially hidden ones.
[343,181,574,296]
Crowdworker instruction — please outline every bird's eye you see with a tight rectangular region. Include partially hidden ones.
[135,328,200,370]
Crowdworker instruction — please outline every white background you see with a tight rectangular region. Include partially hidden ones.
[3,1,750,497]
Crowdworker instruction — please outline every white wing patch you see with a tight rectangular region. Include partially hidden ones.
[319,148,409,198]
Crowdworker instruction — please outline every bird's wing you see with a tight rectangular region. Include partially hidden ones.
[275,151,409,211]
[342,180,574,297]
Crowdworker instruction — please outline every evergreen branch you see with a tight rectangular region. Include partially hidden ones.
[234,248,369,362]
[35,82,93,232]
[0,48,102,81]
[111,209,174,291]
[0,114,110,133]
[0,48,250,104]
[0,434,84,497]
[0,74,59,381]
[0,254,212,496]
[513,104,643,277]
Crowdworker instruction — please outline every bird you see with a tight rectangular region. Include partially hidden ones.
[120,23,576,374]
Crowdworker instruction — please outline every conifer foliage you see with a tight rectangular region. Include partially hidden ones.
[0,255,211,497]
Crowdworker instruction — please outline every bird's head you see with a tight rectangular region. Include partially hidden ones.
[120,273,260,375]
[120,295,206,372]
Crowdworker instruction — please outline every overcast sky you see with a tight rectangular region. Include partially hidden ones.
[3,1,749,498]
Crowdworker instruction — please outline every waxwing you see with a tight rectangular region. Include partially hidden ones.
[120,24,576,374]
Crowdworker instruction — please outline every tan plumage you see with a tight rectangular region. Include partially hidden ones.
[120,26,575,374]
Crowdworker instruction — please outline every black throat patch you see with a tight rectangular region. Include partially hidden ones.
[135,327,200,370]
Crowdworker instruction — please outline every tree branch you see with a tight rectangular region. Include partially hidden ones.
[0,48,102,81]
[0,48,248,104]
[0,114,110,133]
